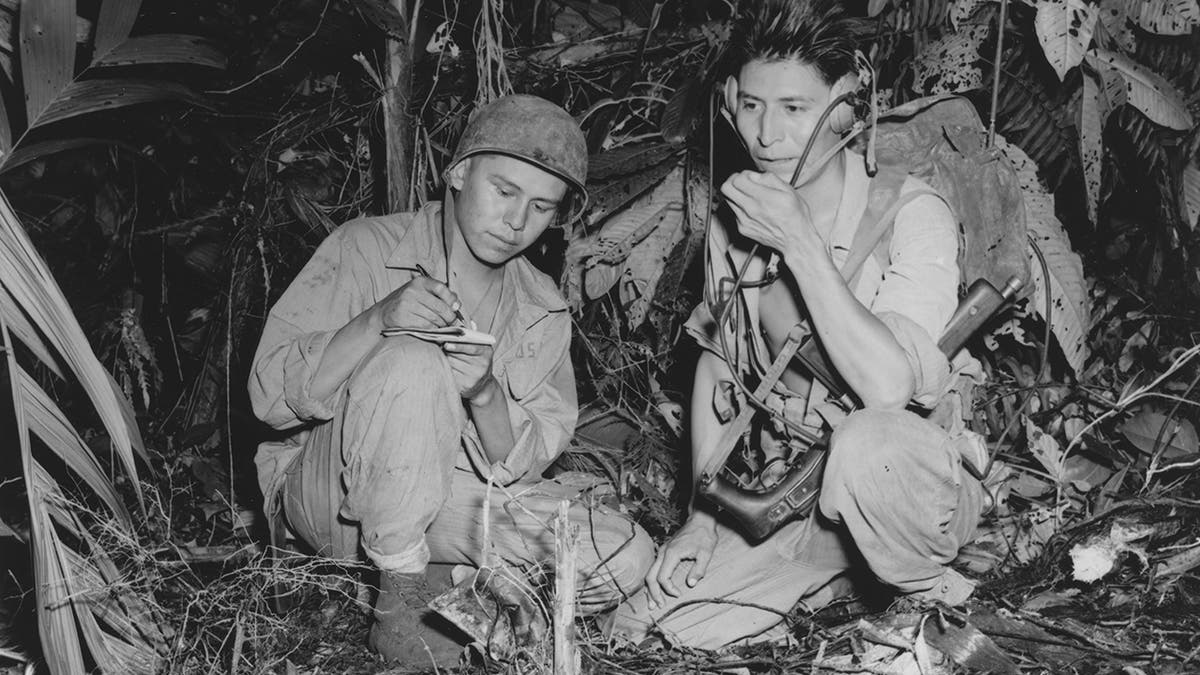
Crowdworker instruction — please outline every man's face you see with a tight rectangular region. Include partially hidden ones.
[448,154,569,266]
[733,58,842,183]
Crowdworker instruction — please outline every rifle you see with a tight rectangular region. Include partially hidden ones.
[697,276,1023,541]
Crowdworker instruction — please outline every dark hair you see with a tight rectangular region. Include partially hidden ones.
[726,0,866,85]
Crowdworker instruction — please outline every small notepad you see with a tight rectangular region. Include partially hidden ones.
[381,325,497,346]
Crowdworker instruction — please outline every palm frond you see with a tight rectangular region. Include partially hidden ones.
[0,181,158,672]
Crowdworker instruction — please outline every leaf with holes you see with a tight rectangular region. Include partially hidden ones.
[1035,0,1099,80]
[997,138,1090,376]
[1132,0,1200,35]
[583,160,678,228]
[589,142,683,182]
[1097,0,1137,51]
[1077,65,1124,223]
[1086,49,1193,130]
[1184,158,1200,230]
[911,24,989,95]
[950,0,989,28]
[612,168,688,327]
[578,168,686,304]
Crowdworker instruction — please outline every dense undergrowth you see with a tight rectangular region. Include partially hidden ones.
[1,0,1199,673]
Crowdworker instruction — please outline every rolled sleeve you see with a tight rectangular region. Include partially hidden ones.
[487,313,578,484]
[877,311,950,407]
[251,327,340,425]
[869,187,959,407]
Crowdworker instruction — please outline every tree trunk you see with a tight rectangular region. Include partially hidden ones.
[382,0,414,212]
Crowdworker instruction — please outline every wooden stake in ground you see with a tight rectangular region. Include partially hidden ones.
[553,500,579,674]
[383,0,414,212]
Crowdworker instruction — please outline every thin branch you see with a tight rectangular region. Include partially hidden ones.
[209,0,334,95]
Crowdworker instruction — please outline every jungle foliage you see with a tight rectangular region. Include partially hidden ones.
[0,0,1197,673]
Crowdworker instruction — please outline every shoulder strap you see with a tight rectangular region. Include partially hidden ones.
[839,167,938,286]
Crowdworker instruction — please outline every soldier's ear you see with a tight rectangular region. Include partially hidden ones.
[446,158,470,190]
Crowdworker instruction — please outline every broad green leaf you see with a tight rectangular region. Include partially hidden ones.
[1132,0,1200,35]
[0,137,141,174]
[1097,0,1136,51]
[93,0,145,62]
[1183,158,1200,230]
[93,34,227,69]
[868,0,892,17]
[1086,49,1194,130]
[911,24,989,96]
[1120,408,1199,459]
[30,78,208,130]
[1035,0,1099,80]
[998,138,1091,375]
[19,0,76,123]
[1091,59,1128,119]
[1065,454,1114,492]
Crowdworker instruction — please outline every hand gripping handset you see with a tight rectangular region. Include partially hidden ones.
[698,276,1023,541]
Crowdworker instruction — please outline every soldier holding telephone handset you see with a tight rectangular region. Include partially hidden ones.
[612,0,998,648]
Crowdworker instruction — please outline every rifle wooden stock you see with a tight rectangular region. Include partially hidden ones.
[698,276,1022,541]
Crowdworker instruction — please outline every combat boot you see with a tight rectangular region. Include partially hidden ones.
[368,570,465,667]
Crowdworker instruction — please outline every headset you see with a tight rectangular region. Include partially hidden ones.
[700,50,882,463]
[719,50,878,186]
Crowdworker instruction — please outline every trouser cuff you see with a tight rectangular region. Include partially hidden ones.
[365,540,430,574]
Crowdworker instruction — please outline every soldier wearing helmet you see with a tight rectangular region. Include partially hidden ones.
[248,95,653,666]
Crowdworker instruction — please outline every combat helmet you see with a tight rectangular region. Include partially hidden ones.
[448,94,589,218]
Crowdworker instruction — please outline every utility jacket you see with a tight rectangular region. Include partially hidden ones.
[249,202,577,505]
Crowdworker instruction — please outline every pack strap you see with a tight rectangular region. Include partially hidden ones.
[839,187,938,285]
